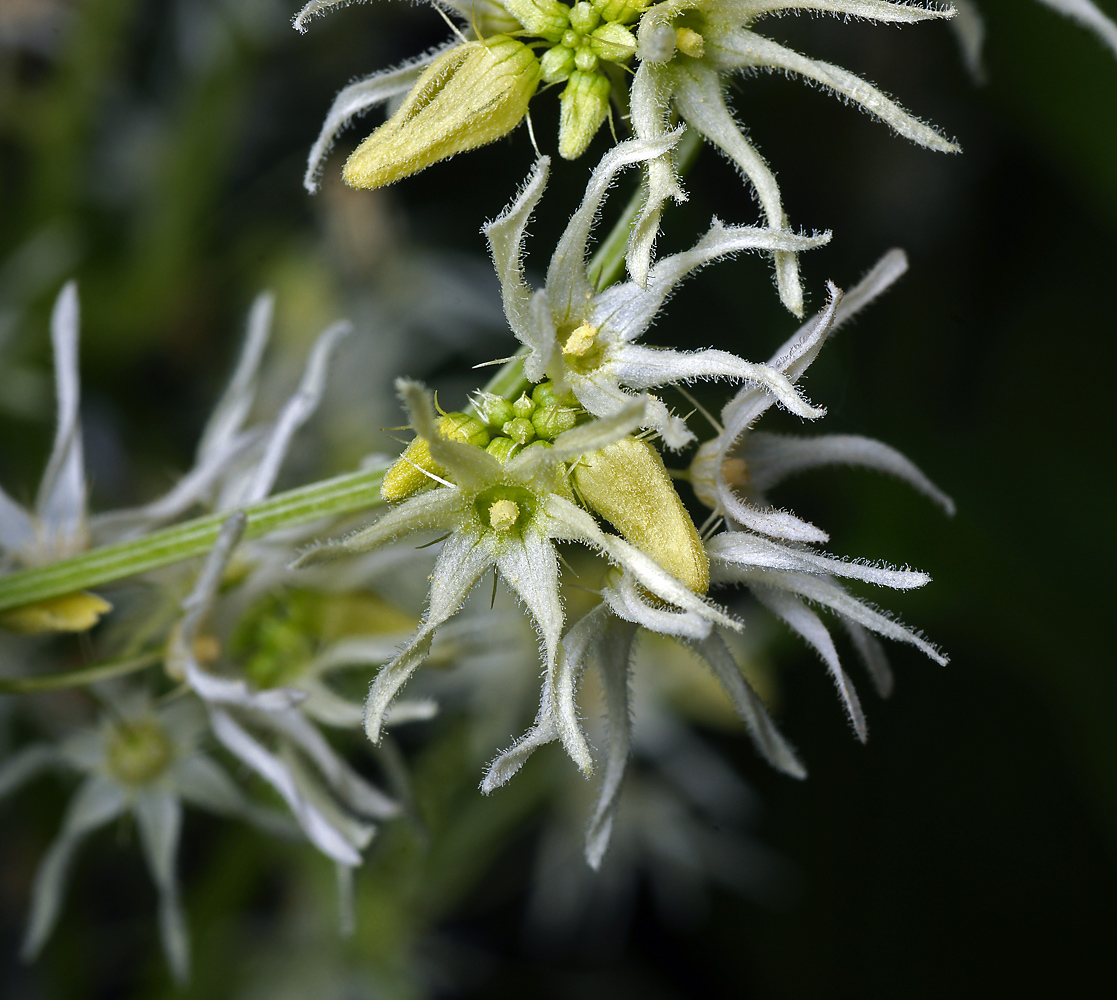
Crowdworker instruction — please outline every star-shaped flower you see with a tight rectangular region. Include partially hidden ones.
[485,133,831,450]
[627,1,959,311]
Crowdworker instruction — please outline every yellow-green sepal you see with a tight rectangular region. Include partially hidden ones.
[558,70,612,160]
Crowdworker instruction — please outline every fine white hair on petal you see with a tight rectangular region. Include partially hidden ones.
[134,791,189,983]
[669,63,804,314]
[545,129,685,328]
[720,31,961,153]
[751,584,869,742]
[35,281,86,558]
[744,2,957,26]
[302,51,442,192]
[237,319,350,506]
[550,604,606,774]
[585,617,638,869]
[292,0,359,33]
[484,156,554,378]
[602,571,713,641]
[364,530,493,743]
[23,777,127,960]
[481,685,560,793]
[690,632,807,778]
[745,432,956,515]
[707,531,931,590]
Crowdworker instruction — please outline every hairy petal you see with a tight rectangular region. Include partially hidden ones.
[751,585,869,741]
[485,157,555,381]
[602,570,712,640]
[690,632,806,778]
[843,618,895,699]
[745,432,955,514]
[1037,0,1117,57]
[364,530,492,742]
[585,617,637,869]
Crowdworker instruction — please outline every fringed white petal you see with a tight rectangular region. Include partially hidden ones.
[602,571,712,641]
[948,0,987,83]
[742,1,956,23]
[525,397,648,466]
[171,754,295,836]
[545,130,685,329]
[751,584,869,742]
[613,344,824,420]
[717,478,830,543]
[23,776,126,960]
[707,531,931,590]
[481,684,560,793]
[690,632,806,778]
[716,30,960,154]
[585,618,637,869]
[549,603,612,774]
[0,744,63,799]
[670,63,804,314]
[745,432,955,514]
[364,530,492,742]
[303,51,441,192]
[484,157,556,380]
[134,791,189,983]
[570,373,694,449]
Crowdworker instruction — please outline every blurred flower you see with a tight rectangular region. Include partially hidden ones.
[627,0,959,311]
[951,0,1117,81]
[0,685,291,982]
[689,250,952,738]
[485,134,830,450]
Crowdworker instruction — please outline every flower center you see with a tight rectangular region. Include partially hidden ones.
[106,719,173,787]
[475,485,538,536]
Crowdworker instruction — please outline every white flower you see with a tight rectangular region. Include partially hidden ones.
[485,133,831,450]
[294,380,743,774]
[688,250,952,739]
[0,685,290,981]
[627,0,959,311]
[951,0,1117,80]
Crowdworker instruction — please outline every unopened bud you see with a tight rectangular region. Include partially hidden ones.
[504,0,570,40]
[590,0,646,25]
[589,22,637,62]
[559,70,612,159]
[381,412,490,502]
[540,44,576,83]
[0,591,112,634]
[573,436,709,594]
[344,37,541,190]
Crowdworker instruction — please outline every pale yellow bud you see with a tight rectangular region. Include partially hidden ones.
[573,437,709,594]
[558,70,612,160]
[0,591,112,634]
[381,412,490,503]
[344,37,541,190]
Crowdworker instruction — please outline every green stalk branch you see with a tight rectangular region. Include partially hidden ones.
[0,466,387,614]
[0,651,163,694]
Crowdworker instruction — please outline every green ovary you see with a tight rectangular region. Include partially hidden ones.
[107,719,174,787]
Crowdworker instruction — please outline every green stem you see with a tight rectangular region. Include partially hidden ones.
[0,466,387,614]
[0,651,162,694]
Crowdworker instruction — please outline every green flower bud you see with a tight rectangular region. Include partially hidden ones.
[512,392,537,419]
[486,436,521,463]
[532,404,577,439]
[344,37,541,190]
[381,412,490,502]
[472,391,516,428]
[574,47,600,72]
[589,22,637,62]
[503,0,570,41]
[531,380,559,407]
[572,436,709,594]
[503,416,537,445]
[590,0,647,24]
[558,70,612,160]
[540,44,576,84]
[569,2,601,33]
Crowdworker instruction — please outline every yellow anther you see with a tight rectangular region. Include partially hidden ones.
[675,27,705,59]
[563,323,598,356]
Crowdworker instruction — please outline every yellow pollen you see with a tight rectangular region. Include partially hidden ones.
[563,323,598,356]
[489,498,520,531]
[675,27,705,59]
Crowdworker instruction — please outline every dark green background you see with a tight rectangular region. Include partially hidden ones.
[1,0,1114,996]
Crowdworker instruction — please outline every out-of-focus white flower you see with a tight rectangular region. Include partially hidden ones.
[0,685,290,982]
[627,1,959,310]
[485,134,830,450]
[689,250,952,739]
[951,0,1117,81]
